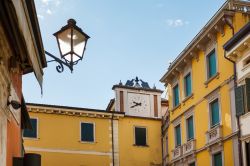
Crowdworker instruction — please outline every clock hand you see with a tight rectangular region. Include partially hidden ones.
[130,103,141,108]
[133,101,139,105]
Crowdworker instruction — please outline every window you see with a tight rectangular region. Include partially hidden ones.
[213,152,222,166]
[187,116,194,140]
[134,127,147,146]
[81,123,94,142]
[23,118,37,138]
[175,124,181,147]
[210,99,220,127]
[184,73,192,97]
[243,56,250,67]
[173,84,180,107]
[189,162,195,166]
[207,50,217,78]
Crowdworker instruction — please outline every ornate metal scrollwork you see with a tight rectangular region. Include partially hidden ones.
[45,51,73,73]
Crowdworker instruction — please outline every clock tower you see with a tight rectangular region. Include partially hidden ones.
[112,77,163,118]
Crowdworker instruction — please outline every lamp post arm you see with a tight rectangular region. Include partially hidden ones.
[45,51,73,73]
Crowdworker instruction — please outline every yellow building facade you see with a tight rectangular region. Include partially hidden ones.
[160,1,250,166]
[24,78,164,166]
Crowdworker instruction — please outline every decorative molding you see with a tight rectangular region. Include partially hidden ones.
[214,25,224,36]
[243,42,250,48]
[233,50,241,57]
[207,33,216,42]
[25,147,112,156]
[190,52,199,62]
[222,15,233,29]
[196,44,206,52]
[175,67,182,73]
[28,107,124,119]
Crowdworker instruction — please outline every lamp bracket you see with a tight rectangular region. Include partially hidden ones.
[45,51,73,73]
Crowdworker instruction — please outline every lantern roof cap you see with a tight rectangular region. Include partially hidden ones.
[53,19,90,39]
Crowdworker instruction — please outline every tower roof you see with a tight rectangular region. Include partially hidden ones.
[112,76,163,93]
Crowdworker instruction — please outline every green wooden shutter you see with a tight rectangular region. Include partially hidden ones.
[214,152,222,166]
[81,123,94,142]
[187,116,194,140]
[185,73,192,97]
[189,162,195,166]
[174,85,180,106]
[135,127,146,146]
[208,50,217,78]
[175,125,181,146]
[246,78,250,112]
[23,118,37,138]
[235,85,245,116]
[211,99,219,127]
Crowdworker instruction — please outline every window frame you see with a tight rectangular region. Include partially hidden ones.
[209,98,221,128]
[184,108,195,142]
[188,162,196,166]
[23,117,39,139]
[172,83,180,108]
[186,115,194,141]
[206,49,218,80]
[80,122,95,143]
[134,126,148,146]
[174,124,182,147]
[212,151,224,166]
[184,72,192,98]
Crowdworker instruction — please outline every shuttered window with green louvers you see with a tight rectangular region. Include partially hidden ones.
[246,78,250,112]
[235,85,245,116]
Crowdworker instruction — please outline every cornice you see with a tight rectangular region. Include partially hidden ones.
[160,1,246,84]
[112,85,163,93]
[27,103,124,119]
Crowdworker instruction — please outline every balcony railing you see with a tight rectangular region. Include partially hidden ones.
[183,139,196,155]
[172,146,182,160]
[206,125,222,144]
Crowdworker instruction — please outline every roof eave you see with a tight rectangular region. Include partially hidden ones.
[160,7,236,84]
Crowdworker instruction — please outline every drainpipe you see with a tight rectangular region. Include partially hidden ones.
[223,22,243,166]
[111,114,115,166]
[161,118,164,166]
[224,50,242,166]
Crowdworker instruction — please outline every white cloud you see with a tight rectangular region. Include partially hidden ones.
[41,0,50,6]
[55,0,61,6]
[41,0,61,6]
[36,0,62,19]
[166,19,189,28]
[46,9,52,15]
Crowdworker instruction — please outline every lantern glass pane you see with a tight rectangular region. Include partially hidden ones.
[64,54,71,63]
[73,54,81,62]
[57,28,72,56]
[72,29,86,58]
[64,54,81,63]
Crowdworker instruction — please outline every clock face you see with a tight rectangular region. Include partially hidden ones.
[127,93,150,116]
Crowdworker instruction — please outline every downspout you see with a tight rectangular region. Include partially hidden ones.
[161,118,164,166]
[111,114,115,166]
[223,21,243,166]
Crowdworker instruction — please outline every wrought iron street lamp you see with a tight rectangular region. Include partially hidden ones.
[45,19,90,73]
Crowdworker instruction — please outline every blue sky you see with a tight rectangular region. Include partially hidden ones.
[23,0,225,109]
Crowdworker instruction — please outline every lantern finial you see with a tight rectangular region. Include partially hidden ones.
[68,19,76,25]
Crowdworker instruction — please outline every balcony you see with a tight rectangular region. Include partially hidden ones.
[206,125,222,144]
[171,146,182,160]
[183,139,196,155]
